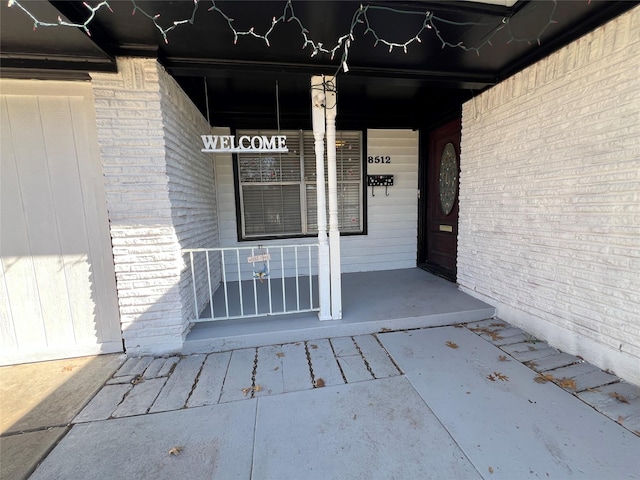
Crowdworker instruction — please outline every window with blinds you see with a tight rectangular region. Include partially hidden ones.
[237,130,363,239]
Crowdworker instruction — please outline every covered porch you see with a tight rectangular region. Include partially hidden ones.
[184,268,494,354]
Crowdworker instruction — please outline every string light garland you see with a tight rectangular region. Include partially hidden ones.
[8,0,559,73]
[7,0,112,35]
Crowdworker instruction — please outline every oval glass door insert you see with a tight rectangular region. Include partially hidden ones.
[439,142,458,216]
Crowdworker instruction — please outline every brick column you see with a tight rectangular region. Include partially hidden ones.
[91,58,186,355]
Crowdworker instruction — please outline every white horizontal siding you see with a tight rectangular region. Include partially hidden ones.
[341,130,418,272]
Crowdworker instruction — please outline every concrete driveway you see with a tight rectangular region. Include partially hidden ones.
[4,320,640,479]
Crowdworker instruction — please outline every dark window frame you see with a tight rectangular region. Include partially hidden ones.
[233,129,368,242]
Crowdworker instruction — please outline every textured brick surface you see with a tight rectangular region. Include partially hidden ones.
[457,7,640,385]
[159,66,221,323]
[91,58,220,355]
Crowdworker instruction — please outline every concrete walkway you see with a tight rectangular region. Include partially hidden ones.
[10,320,640,479]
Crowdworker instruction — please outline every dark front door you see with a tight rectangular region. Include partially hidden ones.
[418,118,461,281]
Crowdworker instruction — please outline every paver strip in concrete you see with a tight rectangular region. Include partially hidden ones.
[494,332,530,346]
[252,376,481,480]
[551,365,619,392]
[335,354,373,383]
[105,375,135,385]
[156,356,180,377]
[113,356,153,378]
[187,351,231,407]
[253,345,285,397]
[510,346,558,363]
[330,336,375,383]
[499,340,544,356]
[353,334,401,379]
[219,348,256,403]
[149,354,206,413]
[281,341,312,392]
[111,377,167,418]
[577,382,640,432]
[306,339,344,387]
[525,352,581,372]
[74,384,132,423]
[143,357,172,379]
[329,336,360,357]
[111,357,139,377]
[379,327,640,479]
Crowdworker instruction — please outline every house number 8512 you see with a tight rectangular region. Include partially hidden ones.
[368,156,391,163]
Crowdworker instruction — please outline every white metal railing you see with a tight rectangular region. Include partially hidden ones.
[183,244,319,322]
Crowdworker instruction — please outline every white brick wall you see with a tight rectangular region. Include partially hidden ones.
[158,66,221,323]
[92,58,219,355]
[458,7,640,385]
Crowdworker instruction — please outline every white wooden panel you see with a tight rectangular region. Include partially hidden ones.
[5,95,73,347]
[0,264,17,351]
[40,96,96,344]
[0,80,122,364]
[1,97,47,351]
[68,93,121,343]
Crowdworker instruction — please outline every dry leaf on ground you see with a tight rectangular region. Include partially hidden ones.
[498,355,509,362]
[242,385,263,395]
[534,373,555,384]
[131,374,144,385]
[488,466,494,474]
[445,341,459,349]
[487,372,508,382]
[470,327,503,341]
[168,446,183,456]
[315,378,325,388]
[310,344,318,349]
[276,352,285,358]
[556,377,577,390]
[609,392,629,404]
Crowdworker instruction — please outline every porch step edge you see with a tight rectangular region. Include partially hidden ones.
[182,307,495,355]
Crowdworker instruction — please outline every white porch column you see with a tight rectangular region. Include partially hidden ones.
[311,76,331,320]
[324,76,342,319]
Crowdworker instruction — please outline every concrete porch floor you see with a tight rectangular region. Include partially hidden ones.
[24,319,640,479]
[184,268,495,353]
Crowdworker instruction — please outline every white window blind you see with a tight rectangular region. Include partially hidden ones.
[237,130,363,239]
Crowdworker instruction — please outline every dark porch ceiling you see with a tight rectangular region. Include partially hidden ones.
[1,1,636,130]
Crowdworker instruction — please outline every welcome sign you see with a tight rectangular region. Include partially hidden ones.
[201,135,288,153]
